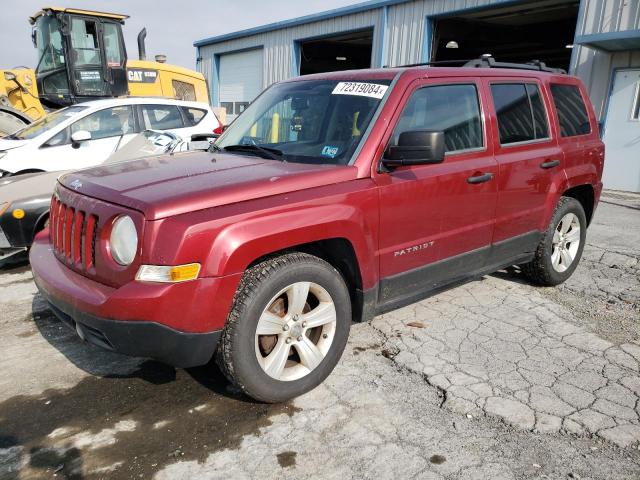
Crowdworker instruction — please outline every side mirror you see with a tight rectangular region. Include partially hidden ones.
[383,130,445,168]
[188,140,212,151]
[71,130,91,148]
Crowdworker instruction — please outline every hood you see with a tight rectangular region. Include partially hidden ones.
[58,151,358,220]
[0,170,62,205]
[0,138,29,152]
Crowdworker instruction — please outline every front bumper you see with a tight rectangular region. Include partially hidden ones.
[44,297,221,368]
[30,234,241,368]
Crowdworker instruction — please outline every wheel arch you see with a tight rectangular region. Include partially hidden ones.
[562,184,595,225]
[199,204,378,322]
[246,238,368,323]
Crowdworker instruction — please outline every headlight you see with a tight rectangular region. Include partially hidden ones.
[110,215,138,266]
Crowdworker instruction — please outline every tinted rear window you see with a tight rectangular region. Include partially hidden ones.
[527,84,549,139]
[550,84,591,137]
[491,84,534,144]
[491,83,550,145]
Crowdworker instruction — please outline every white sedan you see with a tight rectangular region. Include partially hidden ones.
[0,97,221,176]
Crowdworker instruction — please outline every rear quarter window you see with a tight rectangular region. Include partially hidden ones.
[550,84,591,137]
[180,107,207,126]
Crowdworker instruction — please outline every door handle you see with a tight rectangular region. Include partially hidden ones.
[540,159,560,169]
[467,172,494,184]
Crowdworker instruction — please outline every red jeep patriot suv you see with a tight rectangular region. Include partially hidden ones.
[31,58,604,402]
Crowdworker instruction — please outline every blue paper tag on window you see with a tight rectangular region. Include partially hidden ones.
[321,145,339,158]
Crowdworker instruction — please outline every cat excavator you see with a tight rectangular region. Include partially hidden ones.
[0,7,209,135]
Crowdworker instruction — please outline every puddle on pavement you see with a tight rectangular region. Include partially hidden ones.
[276,450,297,468]
[0,361,300,479]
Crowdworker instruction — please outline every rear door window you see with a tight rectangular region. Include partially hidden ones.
[526,84,549,139]
[550,84,591,137]
[491,83,550,144]
[391,84,484,153]
[141,105,185,130]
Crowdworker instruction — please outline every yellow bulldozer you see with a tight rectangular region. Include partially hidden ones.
[0,7,209,135]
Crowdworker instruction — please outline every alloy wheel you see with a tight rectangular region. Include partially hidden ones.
[255,281,337,381]
[551,212,581,273]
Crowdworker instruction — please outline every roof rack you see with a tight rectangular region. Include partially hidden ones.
[388,55,566,74]
[463,56,567,74]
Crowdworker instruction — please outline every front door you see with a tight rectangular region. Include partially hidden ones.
[375,80,498,308]
[44,105,138,170]
[603,69,640,192]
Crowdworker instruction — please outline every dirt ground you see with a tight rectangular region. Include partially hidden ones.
[0,193,638,480]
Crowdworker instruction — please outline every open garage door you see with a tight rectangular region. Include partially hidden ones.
[431,0,579,71]
[299,28,373,75]
[219,48,263,123]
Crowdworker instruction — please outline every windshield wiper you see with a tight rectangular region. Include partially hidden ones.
[223,144,284,160]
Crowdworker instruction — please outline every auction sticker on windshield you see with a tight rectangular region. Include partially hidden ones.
[332,82,388,99]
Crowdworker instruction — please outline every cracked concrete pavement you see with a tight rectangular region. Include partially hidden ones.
[372,199,640,448]
[0,198,639,479]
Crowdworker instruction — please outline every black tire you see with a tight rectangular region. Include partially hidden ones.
[522,196,587,286]
[216,252,351,403]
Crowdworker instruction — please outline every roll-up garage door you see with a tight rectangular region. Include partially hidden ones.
[219,48,263,123]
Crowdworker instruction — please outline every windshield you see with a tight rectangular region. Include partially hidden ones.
[9,106,87,140]
[34,15,65,74]
[215,79,392,165]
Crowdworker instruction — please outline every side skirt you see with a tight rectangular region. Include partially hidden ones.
[365,231,541,318]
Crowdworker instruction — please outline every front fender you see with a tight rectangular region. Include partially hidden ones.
[203,202,378,289]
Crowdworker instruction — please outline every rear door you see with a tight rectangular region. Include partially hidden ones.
[375,79,498,307]
[485,78,561,260]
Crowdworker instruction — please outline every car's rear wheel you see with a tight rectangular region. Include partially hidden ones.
[217,252,351,403]
[522,196,587,286]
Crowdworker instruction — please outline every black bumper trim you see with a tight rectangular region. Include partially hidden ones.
[44,296,222,368]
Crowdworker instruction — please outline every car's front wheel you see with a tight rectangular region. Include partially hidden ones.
[523,196,587,286]
[217,252,351,403]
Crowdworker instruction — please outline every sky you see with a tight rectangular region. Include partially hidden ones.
[0,0,359,70]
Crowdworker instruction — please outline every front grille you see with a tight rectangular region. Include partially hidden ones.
[50,196,99,270]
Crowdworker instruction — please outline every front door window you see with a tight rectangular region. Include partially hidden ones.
[70,106,135,140]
